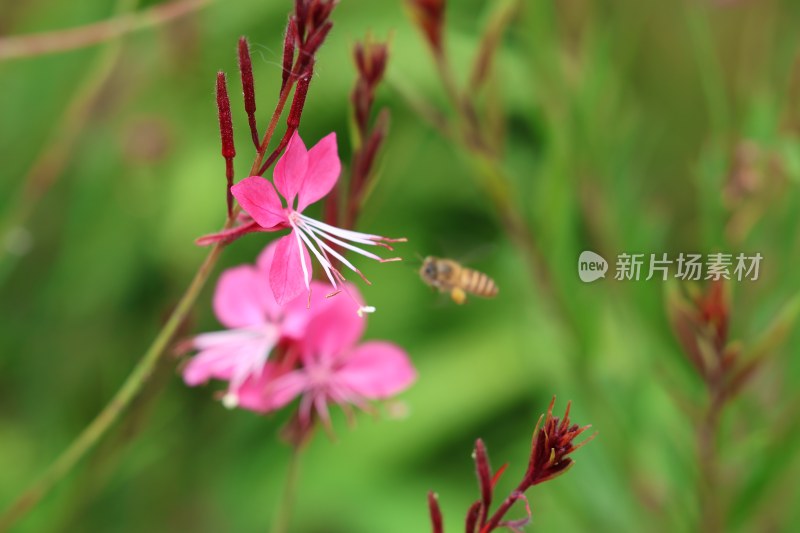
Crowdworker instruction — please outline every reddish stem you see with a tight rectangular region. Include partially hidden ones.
[480,480,528,532]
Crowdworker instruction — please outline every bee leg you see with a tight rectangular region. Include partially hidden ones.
[451,287,467,305]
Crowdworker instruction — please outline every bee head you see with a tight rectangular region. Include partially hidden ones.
[420,256,438,279]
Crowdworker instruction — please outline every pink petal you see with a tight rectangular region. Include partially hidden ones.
[336,342,417,398]
[213,265,271,328]
[281,281,335,339]
[254,241,289,320]
[182,330,261,385]
[235,366,308,413]
[269,234,312,306]
[296,132,341,212]
[183,348,236,385]
[231,176,287,228]
[300,284,366,362]
[273,131,308,206]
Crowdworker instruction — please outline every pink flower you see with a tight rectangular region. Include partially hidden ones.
[182,241,322,408]
[233,284,417,425]
[230,132,405,308]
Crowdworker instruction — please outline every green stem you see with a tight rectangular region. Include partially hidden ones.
[0,238,225,531]
[270,445,305,533]
[0,43,299,531]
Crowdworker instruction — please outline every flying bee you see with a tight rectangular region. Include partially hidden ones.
[419,256,498,304]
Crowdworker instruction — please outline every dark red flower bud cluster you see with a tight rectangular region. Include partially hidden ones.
[669,282,732,382]
[211,1,337,221]
[352,38,388,134]
[521,398,593,488]
[668,280,799,402]
[339,37,392,230]
[254,1,337,177]
[428,397,594,532]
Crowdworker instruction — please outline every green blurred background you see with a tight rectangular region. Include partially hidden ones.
[2,0,800,531]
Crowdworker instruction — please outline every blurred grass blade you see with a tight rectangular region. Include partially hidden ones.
[726,292,800,396]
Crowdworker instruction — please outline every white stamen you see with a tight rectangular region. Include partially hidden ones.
[292,226,311,291]
[222,393,239,409]
[294,225,339,289]
[299,214,386,245]
[357,305,376,317]
[299,221,364,277]
[303,223,383,261]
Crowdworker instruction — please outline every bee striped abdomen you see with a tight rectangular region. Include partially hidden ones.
[461,268,498,298]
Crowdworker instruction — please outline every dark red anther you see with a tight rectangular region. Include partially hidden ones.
[238,37,259,148]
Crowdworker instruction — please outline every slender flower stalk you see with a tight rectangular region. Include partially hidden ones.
[270,444,305,533]
[0,0,211,60]
[0,235,228,532]
[0,2,338,527]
